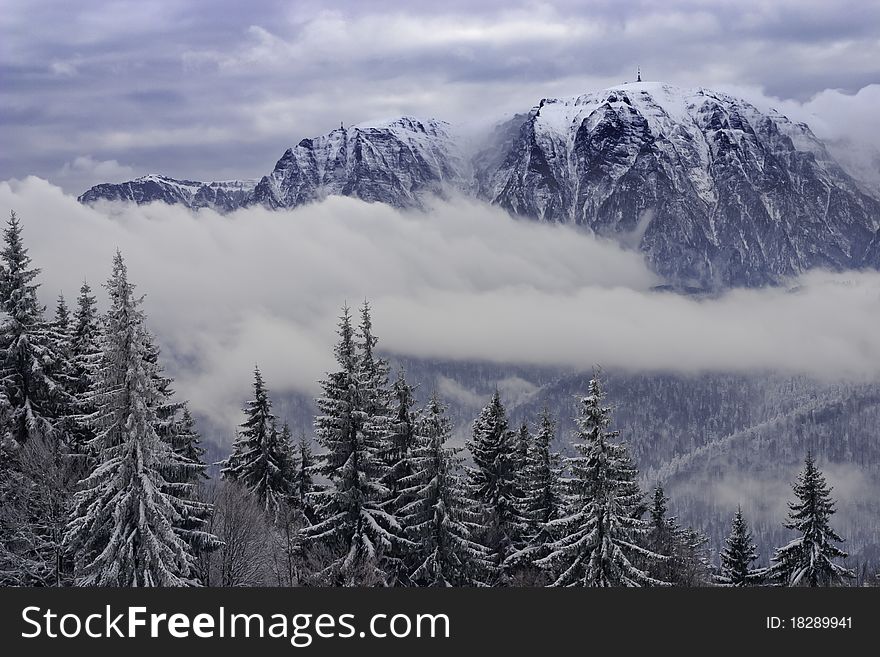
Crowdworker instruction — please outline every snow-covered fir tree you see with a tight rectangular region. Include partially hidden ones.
[381,370,418,514]
[221,367,296,519]
[642,486,676,581]
[294,433,318,522]
[378,369,422,583]
[52,294,71,336]
[537,375,663,587]
[143,333,184,444]
[672,525,712,586]
[509,409,563,577]
[305,305,402,586]
[67,281,102,454]
[64,252,210,586]
[511,421,532,541]
[718,507,761,586]
[399,394,487,586]
[465,390,527,581]
[0,211,71,445]
[769,454,854,587]
[357,302,394,486]
[70,281,101,389]
[0,215,77,585]
[172,406,207,479]
[525,410,562,532]
[164,404,219,563]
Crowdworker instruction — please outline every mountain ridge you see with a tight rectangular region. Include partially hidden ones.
[79,82,880,288]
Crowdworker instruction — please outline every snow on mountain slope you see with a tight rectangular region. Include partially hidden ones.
[78,175,257,213]
[250,116,466,210]
[79,83,880,288]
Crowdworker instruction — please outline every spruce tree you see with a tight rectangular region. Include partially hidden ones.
[381,370,419,514]
[536,376,663,587]
[144,333,184,443]
[465,391,526,580]
[53,294,71,335]
[0,214,76,585]
[643,485,676,582]
[221,367,296,519]
[305,305,401,585]
[718,507,760,586]
[48,293,79,449]
[641,485,711,585]
[526,410,562,531]
[512,421,531,528]
[357,302,394,480]
[173,406,207,478]
[0,211,71,445]
[509,409,563,575]
[399,394,487,586]
[68,281,101,454]
[379,369,421,584]
[65,252,209,586]
[294,433,318,522]
[769,454,854,587]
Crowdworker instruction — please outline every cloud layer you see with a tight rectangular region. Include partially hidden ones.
[3,177,880,429]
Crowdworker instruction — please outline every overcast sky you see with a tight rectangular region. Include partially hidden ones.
[2,0,879,193]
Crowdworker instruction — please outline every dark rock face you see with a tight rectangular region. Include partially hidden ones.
[79,84,880,288]
[252,117,464,210]
[475,83,880,288]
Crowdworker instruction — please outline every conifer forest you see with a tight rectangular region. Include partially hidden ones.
[1,211,873,588]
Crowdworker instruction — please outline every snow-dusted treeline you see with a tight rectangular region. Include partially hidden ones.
[0,211,866,587]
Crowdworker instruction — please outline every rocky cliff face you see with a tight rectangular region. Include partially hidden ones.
[80,117,463,212]
[251,117,464,209]
[474,82,880,287]
[78,175,256,213]
[79,83,880,288]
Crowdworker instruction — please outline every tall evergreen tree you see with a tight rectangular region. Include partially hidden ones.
[53,294,71,335]
[718,507,761,586]
[379,370,421,584]
[512,420,531,527]
[769,454,854,587]
[0,211,71,445]
[509,409,563,576]
[221,367,296,519]
[143,333,184,443]
[305,305,401,586]
[465,391,526,580]
[643,485,676,581]
[641,485,711,586]
[526,410,562,531]
[0,214,77,585]
[172,407,207,478]
[399,394,487,586]
[48,292,79,449]
[537,376,663,587]
[381,370,419,514]
[64,252,209,586]
[294,433,318,522]
[68,281,101,454]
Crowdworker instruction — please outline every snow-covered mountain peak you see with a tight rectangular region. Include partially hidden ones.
[80,83,880,288]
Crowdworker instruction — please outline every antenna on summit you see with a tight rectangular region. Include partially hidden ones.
[637,66,642,83]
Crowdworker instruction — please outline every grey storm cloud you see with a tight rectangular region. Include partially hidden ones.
[1,0,879,193]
